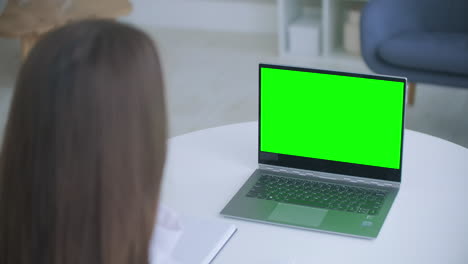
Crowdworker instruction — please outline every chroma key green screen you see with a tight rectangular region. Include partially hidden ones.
[260,67,405,169]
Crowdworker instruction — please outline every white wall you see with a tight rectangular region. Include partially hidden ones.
[122,0,277,33]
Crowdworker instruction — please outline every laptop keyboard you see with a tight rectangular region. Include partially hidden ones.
[246,175,387,215]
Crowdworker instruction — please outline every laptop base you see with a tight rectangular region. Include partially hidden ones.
[221,169,398,239]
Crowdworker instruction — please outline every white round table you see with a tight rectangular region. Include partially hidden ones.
[161,122,468,264]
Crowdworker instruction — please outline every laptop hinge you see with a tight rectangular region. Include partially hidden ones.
[258,164,400,189]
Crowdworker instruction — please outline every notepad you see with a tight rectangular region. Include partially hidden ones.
[172,216,237,264]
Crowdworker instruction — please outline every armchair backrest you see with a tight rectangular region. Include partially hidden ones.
[382,0,468,32]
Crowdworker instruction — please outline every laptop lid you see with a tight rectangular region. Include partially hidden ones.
[258,64,406,182]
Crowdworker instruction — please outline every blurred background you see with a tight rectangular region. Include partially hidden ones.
[1,0,467,148]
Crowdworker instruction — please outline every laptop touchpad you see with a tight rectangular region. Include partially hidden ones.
[268,203,327,227]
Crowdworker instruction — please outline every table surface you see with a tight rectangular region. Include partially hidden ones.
[161,122,468,264]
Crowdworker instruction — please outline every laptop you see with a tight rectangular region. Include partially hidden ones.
[221,64,406,239]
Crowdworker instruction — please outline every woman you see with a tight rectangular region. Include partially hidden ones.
[0,20,167,264]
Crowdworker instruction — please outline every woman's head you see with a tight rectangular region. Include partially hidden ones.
[0,20,166,264]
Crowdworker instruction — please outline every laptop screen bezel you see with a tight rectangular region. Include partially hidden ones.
[258,64,406,183]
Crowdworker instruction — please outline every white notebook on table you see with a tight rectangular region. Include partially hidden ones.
[173,215,237,264]
[150,208,237,264]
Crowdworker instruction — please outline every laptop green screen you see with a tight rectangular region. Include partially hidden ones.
[260,67,405,169]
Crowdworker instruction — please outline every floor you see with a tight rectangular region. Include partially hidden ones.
[1,27,468,148]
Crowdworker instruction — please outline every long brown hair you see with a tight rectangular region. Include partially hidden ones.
[0,20,167,264]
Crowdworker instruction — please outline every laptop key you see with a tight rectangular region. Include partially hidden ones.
[358,208,369,214]
[369,209,378,215]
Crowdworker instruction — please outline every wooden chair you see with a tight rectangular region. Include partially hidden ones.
[0,0,132,59]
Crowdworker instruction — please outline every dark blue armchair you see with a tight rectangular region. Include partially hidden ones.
[361,0,468,104]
